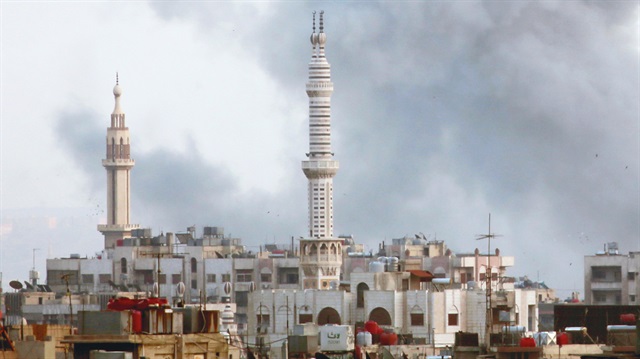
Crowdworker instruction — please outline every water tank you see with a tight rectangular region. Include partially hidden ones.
[356,331,372,346]
[432,278,451,285]
[519,337,535,347]
[467,281,476,289]
[131,310,142,333]
[620,313,636,324]
[607,325,635,331]
[369,261,385,273]
[557,332,569,346]
[501,325,526,333]
[387,257,399,272]
[380,331,398,345]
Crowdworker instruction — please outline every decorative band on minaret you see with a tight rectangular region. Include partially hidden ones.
[302,10,339,239]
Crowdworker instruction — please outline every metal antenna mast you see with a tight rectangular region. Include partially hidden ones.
[475,213,502,351]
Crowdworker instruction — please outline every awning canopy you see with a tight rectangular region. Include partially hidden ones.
[407,270,434,282]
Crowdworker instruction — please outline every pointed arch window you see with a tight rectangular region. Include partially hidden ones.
[356,282,369,308]
[111,138,116,160]
[119,138,124,159]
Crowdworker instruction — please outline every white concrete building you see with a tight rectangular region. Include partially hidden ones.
[584,242,639,305]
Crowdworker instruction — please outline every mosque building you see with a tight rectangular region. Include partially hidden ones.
[38,11,539,359]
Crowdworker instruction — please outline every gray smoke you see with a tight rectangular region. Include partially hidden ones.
[50,1,639,298]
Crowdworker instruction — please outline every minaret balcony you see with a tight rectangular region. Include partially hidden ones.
[103,159,135,168]
[98,223,140,232]
[302,160,339,178]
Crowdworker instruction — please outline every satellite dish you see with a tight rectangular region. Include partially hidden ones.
[152,282,159,297]
[9,280,23,290]
[249,281,256,293]
[176,282,185,297]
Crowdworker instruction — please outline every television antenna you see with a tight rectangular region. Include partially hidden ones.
[475,213,502,349]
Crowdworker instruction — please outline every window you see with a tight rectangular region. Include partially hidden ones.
[191,258,198,273]
[99,274,111,284]
[82,274,94,284]
[120,258,127,274]
[630,295,636,302]
[479,273,486,281]
[261,273,272,283]
[142,271,154,284]
[222,274,231,282]
[158,274,167,284]
[257,314,270,331]
[357,283,368,308]
[236,270,252,283]
[411,313,424,326]
[594,293,606,303]
[299,314,312,324]
[191,279,198,290]
[207,274,216,283]
[629,272,636,280]
[47,270,79,285]
[172,274,182,285]
[448,313,459,326]
[286,273,299,284]
[278,268,299,285]
[593,269,606,280]
[236,291,248,307]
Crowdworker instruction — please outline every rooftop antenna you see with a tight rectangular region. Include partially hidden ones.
[475,213,502,350]
[30,248,40,289]
[60,273,73,334]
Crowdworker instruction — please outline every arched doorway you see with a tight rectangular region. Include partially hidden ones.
[317,307,341,325]
[369,307,392,326]
[356,282,369,308]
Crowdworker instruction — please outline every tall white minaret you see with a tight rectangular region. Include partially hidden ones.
[98,74,139,249]
[300,12,342,290]
[301,10,339,239]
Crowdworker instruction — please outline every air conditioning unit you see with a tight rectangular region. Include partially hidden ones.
[261,283,271,289]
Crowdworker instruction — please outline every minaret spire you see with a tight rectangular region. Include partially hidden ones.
[98,75,139,249]
[300,11,342,290]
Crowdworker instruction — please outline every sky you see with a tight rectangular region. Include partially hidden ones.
[1,1,638,299]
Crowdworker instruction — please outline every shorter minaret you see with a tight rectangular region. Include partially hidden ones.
[299,11,342,290]
[98,74,139,249]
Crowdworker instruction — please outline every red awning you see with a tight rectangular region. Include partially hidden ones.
[407,270,434,282]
